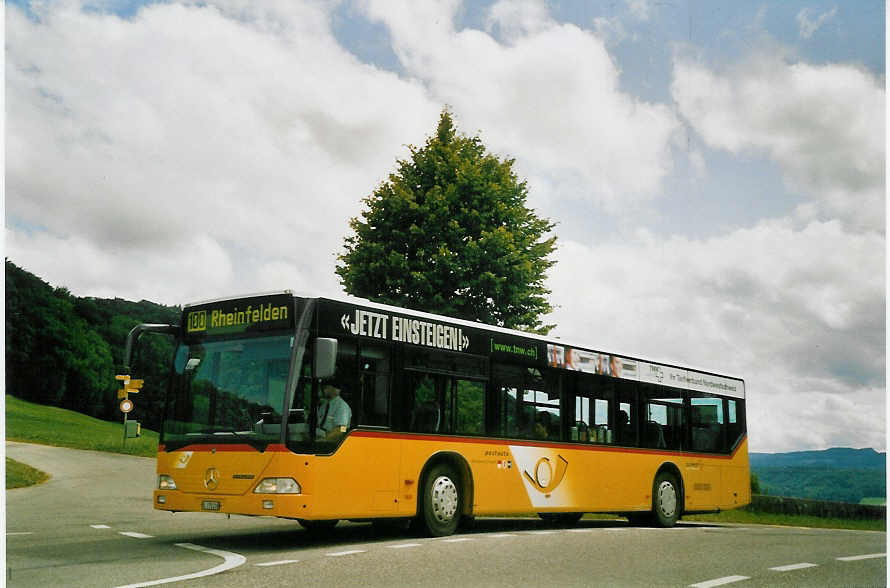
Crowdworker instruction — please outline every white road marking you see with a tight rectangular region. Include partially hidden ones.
[326,550,366,557]
[387,543,422,549]
[528,530,557,535]
[769,563,818,572]
[688,575,750,588]
[255,559,299,567]
[6,532,33,536]
[566,528,592,533]
[837,553,886,561]
[91,524,111,529]
[486,533,516,538]
[118,532,153,539]
[441,537,474,542]
[113,543,246,588]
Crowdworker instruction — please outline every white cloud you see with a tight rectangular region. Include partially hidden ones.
[672,54,885,232]
[625,0,651,22]
[485,0,552,41]
[797,6,838,39]
[6,0,440,303]
[547,219,885,452]
[593,16,631,47]
[362,0,681,212]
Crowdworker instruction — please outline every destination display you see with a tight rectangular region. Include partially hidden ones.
[183,293,295,338]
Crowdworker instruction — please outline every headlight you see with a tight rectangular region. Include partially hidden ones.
[158,474,177,490]
[253,478,301,494]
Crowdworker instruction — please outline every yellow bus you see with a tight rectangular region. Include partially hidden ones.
[125,291,749,536]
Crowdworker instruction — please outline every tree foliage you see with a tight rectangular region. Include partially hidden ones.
[337,110,557,333]
[5,260,180,431]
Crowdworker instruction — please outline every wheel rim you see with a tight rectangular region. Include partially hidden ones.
[431,475,459,523]
[657,480,677,518]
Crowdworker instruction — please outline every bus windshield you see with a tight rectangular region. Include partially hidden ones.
[163,334,300,451]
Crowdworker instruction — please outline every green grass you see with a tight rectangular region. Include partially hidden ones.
[6,457,50,489]
[685,508,886,531]
[5,395,159,457]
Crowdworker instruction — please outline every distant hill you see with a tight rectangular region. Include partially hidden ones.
[750,448,886,504]
[750,447,885,470]
[5,260,179,432]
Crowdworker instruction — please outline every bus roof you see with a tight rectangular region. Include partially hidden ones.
[180,290,744,387]
[313,293,745,386]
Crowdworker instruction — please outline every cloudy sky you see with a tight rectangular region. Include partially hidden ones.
[6,0,885,452]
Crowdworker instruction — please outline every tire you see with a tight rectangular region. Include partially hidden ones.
[652,471,681,527]
[538,512,583,525]
[418,464,462,537]
[297,518,339,532]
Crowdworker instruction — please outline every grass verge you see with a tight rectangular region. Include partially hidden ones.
[6,395,159,458]
[684,508,886,531]
[6,457,50,489]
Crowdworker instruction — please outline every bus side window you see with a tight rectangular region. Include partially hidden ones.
[408,373,440,433]
[726,399,743,451]
[455,379,484,435]
[690,393,725,452]
[358,344,390,427]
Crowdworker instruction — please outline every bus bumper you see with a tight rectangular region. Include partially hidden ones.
[153,490,312,517]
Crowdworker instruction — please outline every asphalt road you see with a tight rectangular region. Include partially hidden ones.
[6,441,886,587]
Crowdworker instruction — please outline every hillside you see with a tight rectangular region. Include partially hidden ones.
[5,260,179,432]
[751,448,886,504]
[750,447,885,469]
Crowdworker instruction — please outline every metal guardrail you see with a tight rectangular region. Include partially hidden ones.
[749,494,886,520]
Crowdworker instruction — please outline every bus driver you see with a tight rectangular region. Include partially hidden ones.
[316,383,352,440]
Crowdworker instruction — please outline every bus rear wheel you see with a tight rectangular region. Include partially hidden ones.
[652,471,681,527]
[419,464,461,537]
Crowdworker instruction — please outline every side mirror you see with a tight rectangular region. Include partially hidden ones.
[313,338,337,379]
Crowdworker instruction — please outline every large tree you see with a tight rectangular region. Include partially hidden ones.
[337,110,557,333]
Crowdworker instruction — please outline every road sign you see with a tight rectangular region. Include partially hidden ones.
[120,399,134,413]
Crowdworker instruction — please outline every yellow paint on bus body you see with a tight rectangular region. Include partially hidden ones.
[153,433,750,519]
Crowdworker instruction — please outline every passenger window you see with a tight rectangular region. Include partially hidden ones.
[573,396,591,441]
[574,374,615,444]
[358,345,389,426]
[641,384,684,450]
[501,369,560,440]
[690,394,725,452]
[455,380,484,435]
[616,379,636,446]
[726,399,744,451]
[408,373,441,433]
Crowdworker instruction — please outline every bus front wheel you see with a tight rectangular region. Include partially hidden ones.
[652,471,681,527]
[419,464,461,537]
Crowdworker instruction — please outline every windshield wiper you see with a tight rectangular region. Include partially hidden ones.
[196,428,267,451]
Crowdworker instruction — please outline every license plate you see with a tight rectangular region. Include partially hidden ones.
[202,501,220,511]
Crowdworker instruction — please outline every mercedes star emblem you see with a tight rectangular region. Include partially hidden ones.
[204,467,220,490]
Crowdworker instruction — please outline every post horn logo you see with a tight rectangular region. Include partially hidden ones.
[204,467,220,490]
[524,456,568,494]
